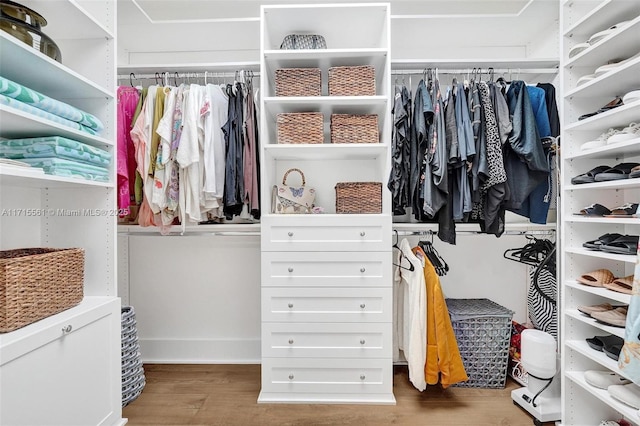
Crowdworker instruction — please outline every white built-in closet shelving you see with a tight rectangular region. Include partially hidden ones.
[0,0,123,425]
[561,0,640,424]
[258,3,394,404]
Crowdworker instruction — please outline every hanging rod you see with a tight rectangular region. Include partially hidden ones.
[391,68,557,76]
[117,71,260,80]
[395,229,555,236]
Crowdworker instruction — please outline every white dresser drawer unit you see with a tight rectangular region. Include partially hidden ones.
[261,357,393,395]
[262,322,391,358]
[262,252,391,287]
[261,215,391,252]
[262,287,391,323]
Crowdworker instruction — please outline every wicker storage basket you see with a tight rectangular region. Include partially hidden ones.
[121,306,145,407]
[0,247,84,332]
[335,182,382,214]
[328,65,375,96]
[331,114,379,144]
[275,68,321,97]
[277,112,324,144]
[446,298,514,388]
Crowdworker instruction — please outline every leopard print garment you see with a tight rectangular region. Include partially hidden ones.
[477,81,507,189]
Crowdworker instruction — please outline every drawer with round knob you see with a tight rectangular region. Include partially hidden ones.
[262,322,391,358]
[260,357,392,396]
[262,252,390,287]
[261,215,390,252]
[262,287,391,323]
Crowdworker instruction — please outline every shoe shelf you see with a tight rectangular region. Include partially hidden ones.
[566,138,640,160]
[566,216,640,225]
[565,99,640,131]
[566,370,640,424]
[563,0,640,39]
[565,280,631,305]
[565,14,640,69]
[264,48,388,70]
[566,309,626,339]
[566,178,640,191]
[263,96,388,118]
[565,56,640,100]
[0,165,113,189]
[565,246,636,263]
[566,340,625,378]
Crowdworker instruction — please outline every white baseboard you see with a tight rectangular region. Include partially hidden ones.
[139,338,261,364]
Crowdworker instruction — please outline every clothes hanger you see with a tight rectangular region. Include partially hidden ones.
[531,246,557,306]
[392,230,415,272]
[418,231,449,276]
[129,72,136,87]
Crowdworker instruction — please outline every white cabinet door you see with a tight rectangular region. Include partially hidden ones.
[0,298,121,426]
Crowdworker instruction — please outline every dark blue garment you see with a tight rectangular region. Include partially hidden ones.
[504,81,549,211]
[388,85,411,215]
[527,86,551,138]
[410,80,433,221]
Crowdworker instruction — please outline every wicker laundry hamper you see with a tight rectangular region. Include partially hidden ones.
[121,305,145,406]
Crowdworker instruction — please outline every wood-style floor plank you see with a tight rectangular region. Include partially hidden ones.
[123,364,543,426]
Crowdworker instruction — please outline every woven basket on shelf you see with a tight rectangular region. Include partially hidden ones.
[328,65,375,96]
[331,114,379,144]
[275,68,321,97]
[335,182,382,214]
[0,247,84,332]
[277,112,324,144]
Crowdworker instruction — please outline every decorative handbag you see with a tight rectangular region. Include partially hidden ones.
[271,168,316,214]
[280,34,327,50]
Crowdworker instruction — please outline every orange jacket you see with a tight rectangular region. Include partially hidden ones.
[414,247,468,388]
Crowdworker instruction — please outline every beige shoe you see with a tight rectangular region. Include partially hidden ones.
[592,307,628,327]
[578,302,614,316]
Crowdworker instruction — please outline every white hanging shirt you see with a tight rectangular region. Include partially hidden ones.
[203,83,229,202]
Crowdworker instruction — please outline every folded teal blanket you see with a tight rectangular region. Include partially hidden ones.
[0,94,99,135]
[0,136,111,168]
[0,75,104,133]
[19,157,110,182]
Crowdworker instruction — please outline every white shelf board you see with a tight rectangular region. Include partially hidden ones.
[563,0,640,38]
[117,223,260,235]
[565,177,640,191]
[565,340,624,377]
[565,15,640,69]
[565,57,640,100]
[565,371,640,422]
[264,144,387,161]
[566,309,626,338]
[565,280,631,305]
[261,213,391,221]
[24,0,113,40]
[0,33,113,100]
[0,105,113,148]
[118,62,261,74]
[565,99,640,132]
[565,247,636,263]
[263,96,388,118]
[566,216,640,225]
[264,49,388,70]
[566,138,640,160]
[391,58,559,71]
[0,165,112,189]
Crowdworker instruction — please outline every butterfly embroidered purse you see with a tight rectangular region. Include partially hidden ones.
[272,168,316,214]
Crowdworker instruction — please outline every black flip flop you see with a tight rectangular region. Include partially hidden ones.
[605,203,639,217]
[574,203,611,216]
[578,97,624,120]
[571,165,611,184]
[630,166,640,179]
[600,235,639,255]
[583,233,623,250]
[586,334,624,352]
[594,162,640,182]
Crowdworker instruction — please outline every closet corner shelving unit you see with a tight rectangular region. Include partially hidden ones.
[561,0,640,424]
[0,1,123,425]
[258,3,395,404]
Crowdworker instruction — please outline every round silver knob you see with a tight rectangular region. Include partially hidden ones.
[360,339,365,345]
[288,339,294,344]
[61,325,72,333]
[360,375,366,380]
[360,267,366,273]
[288,232,294,237]
[360,303,366,309]
[289,374,294,380]
[288,303,294,308]
[360,231,366,236]
[288,267,294,273]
